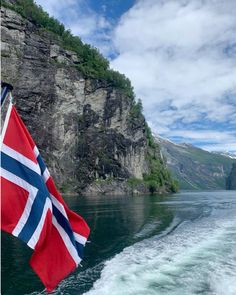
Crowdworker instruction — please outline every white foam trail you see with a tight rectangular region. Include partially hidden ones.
[134,220,161,239]
[84,208,236,295]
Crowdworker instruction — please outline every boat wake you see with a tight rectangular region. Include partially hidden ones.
[83,206,236,295]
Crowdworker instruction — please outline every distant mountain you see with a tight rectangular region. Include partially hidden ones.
[212,151,236,159]
[156,136,235,190]
[226,163,236,190]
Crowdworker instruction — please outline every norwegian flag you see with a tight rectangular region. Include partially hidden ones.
[0,102,90,292]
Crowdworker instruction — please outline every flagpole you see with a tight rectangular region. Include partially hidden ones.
[1,81,13,106]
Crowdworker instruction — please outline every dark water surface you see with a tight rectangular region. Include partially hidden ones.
[1,191,236,295]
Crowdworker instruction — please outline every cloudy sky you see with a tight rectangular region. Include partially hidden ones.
[36,0,236,154]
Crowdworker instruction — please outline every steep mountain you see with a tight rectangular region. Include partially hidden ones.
[156,136,235,190]
[1,1,176,195]
[212,151,236,159]
[226,163,236,190]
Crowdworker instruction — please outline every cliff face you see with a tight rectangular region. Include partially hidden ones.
[1,6,152,194]
[226,163,236,190]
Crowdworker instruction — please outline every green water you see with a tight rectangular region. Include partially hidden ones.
[1,191,236,295]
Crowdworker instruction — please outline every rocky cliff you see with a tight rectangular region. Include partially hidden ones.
[226,163,236,190]
[1,3,175,195]
[156,136,235,190]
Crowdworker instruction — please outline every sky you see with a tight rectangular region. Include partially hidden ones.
[35,0,236,154]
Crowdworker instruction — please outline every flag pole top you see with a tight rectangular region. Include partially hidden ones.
[1,81,13,91]
[1,81,13,106]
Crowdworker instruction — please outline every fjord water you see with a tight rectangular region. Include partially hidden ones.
[1,191,236,295]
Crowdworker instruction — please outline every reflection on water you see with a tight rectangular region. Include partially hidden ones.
[1,194,173,295]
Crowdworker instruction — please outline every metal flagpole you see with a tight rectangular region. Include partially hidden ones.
[1,82,14,136]
[1,81,13,106]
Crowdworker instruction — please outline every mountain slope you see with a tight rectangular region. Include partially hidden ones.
[226,163,236,190]
[156,136,235,190]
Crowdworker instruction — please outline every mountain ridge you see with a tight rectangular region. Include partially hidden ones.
[156,135,235,190]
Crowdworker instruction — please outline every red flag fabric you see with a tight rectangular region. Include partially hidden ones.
[1,102,90,292]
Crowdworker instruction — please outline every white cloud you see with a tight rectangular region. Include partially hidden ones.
[35,0,113,55]
[111,0,236,152]
[201,143,236,154]
[35,0,236,152]
[167,130,235,142]
[159,129,236,153]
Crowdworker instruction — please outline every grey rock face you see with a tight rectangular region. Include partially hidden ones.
[1,7,149,194]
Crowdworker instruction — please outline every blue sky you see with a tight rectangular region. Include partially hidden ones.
[35,0,236,154]
[88,0,135,21]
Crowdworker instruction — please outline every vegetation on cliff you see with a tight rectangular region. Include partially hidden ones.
[2,0,134,98]
[128,102,178,193]
[128,100,178,193]
[144,125,179,193]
